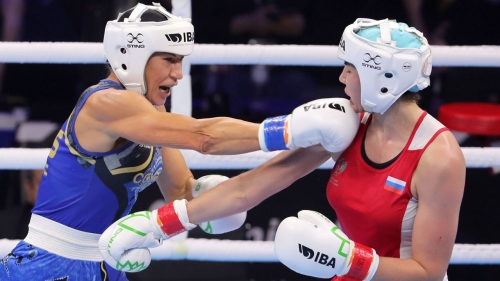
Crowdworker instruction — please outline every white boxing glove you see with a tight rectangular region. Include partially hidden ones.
[99,200,196,271]
[192,175,247,234]
[99,221,152,272]
[274,210,379,280]
[258,98,359,152]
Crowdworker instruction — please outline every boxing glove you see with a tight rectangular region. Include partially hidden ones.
[274,210,379,280]
[99,222,152,272]
[192,175,247,234]
[258,98,359,152]
[99,200,196,271]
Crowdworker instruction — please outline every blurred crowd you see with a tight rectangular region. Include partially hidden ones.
[0,0,498,124]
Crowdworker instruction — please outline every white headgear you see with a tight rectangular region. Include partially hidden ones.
[103,2,194,94]
[338,18,432,114]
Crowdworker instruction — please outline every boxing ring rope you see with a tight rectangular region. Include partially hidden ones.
[1,237,497,264]
[1,42,500,264]
[148,240,500,265]
[1,147,500,170]
[0,43,499,66]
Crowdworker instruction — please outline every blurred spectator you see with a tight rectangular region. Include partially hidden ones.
[445,0,500,46]
[402,0,453,46]
[0,0,24,101]
[437,0,500,106]
[0,0,111,123]
[192,0,310,45]
[191,0,323,121]
[0,122,58,239]
[401,0,455,116]
[400,0,500,111]
[229,4,304,40]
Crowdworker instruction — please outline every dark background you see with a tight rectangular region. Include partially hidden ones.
[1,0,500,280]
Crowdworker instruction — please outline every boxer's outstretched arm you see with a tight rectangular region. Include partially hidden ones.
[187,145,337,224]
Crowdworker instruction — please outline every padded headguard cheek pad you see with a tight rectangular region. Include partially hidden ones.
[103,2,194,94]
[337,18,432,114]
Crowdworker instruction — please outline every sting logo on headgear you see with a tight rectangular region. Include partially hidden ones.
[298,244,336,268]
[362,53,382,70]
[127,33,145,49]
[127,33,144,43]
[363,53,381,65]
[165,32,194,43]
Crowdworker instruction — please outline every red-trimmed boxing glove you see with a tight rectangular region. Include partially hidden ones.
[99,199,195,272]
[274,210,379,280]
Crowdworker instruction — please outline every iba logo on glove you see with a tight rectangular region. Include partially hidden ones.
[302,102,346,113]
[298,243,336,268]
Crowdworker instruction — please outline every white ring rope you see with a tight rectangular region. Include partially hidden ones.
[150,239,500,264]
[1,147,500,170]
[0,43,499,67]
[0,238,498,264]
[149,240,500,264]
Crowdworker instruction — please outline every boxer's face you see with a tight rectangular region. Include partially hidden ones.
[144,52,184,106]
[339,62,362,113]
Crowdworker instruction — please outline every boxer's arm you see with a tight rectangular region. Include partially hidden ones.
[77,88,260,154]
[81,91,357,155]
[191,175,247,234]
[156,147,195,202]
[187,144,336,224]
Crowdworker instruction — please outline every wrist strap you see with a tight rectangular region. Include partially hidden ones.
[157,200,196,237]
[342,242,376,281]
[157,201,185,237]
[259,115,291,151]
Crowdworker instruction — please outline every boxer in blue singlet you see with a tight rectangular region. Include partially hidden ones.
[2,80,147,280]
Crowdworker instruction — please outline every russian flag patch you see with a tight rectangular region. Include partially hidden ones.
[384,176,406,194]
